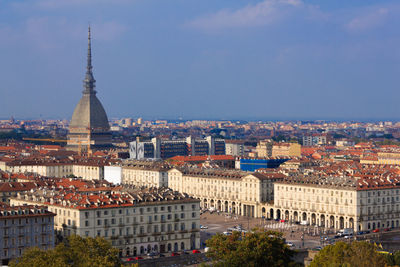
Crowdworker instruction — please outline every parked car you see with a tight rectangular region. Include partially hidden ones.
[286,242,294,247]
[373,229,380,233]
[126,258,135,262]
[192,249,201,254]
[147,252,158,257]
[171,252,180,256]
[134,256,143,260]
[384,228,391,232]
[159,254,166,257]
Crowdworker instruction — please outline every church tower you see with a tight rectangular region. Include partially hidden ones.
[67,27,112,153]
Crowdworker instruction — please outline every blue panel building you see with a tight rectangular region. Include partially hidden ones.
[238,158,289,172]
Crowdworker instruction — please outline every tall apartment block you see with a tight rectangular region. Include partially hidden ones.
[129,136,225,159]
[0,203,55,265]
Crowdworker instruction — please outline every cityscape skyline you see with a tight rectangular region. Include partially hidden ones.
[1,0,400,120]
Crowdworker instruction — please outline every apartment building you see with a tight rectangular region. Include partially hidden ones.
[255,139,273,158]
[0,159,116,181]
[121,163,170,188]
[224,141,245,157]
[272,143,301,157]
[168,168,284,218]
[129,136,225,160]
[302,134,327,146]
[10,187,200,257]
[271,175,400,231]
[0,203,55,265]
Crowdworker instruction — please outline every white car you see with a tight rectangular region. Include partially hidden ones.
[286,242,294,247]
[200,225,208,229]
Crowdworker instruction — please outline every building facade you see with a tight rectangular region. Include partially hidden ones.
[11,187,200,257]
[272,143,301,157]
[271,176,400,231]
[129,136,225,160]
[168,168,284,218]
[0,203,55,265]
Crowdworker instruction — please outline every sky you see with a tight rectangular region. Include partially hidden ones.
[0,0,400,121]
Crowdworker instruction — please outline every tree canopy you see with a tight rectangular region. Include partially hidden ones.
[10,235,122,267]
[309,241,387,267]
[205,229,300,267]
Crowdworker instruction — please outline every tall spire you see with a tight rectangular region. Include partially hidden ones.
[83,25,96,94]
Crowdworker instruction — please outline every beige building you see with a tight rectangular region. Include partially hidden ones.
[271,175,400,231]
[11,187,200,257]
[122,164,169,188]
[272,143,301,157]
[256,139,273,158]
[0,160,109,181]
[168,168,284,218]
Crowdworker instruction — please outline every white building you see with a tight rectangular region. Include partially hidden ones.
[11,187,200,257]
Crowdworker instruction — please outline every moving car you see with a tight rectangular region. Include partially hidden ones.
[192,249,201,254]
[171,252,180,256]
[373,229,380,233]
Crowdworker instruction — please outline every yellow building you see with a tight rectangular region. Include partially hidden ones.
[272,143,301,157]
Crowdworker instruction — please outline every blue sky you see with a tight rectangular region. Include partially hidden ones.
[0,0,399,120]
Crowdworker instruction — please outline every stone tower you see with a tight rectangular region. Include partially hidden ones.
[67,27,112,152]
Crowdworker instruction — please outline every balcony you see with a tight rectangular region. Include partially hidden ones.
[152,232,161,236]
[179,230,188,233]
[110,235,119,240]
[137,233,146,237]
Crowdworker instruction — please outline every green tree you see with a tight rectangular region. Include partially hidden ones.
[10,235,121,267]
[205,229,299,267]
[309,241,387,267]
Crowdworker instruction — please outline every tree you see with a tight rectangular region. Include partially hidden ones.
[10,235,122,267]
[205,229,299,267]
[309,241,387,267]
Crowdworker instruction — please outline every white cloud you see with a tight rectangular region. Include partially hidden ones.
[186,0,304,31]
[346,7,389,32]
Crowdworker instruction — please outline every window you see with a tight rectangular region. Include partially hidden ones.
[85,221,89,227]
[192,212,196,218]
